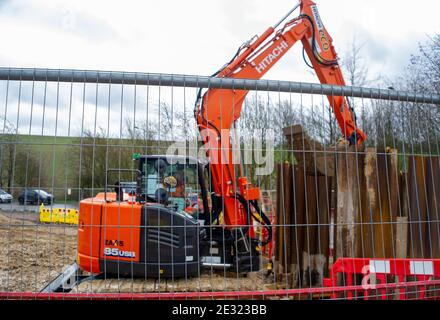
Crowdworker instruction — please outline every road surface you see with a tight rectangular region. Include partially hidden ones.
[0,201,79,213]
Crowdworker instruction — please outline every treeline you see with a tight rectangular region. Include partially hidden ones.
[0,129,172,199]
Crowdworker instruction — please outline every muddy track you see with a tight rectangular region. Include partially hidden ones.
[74,272,267,294]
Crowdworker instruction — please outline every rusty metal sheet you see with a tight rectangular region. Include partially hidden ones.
[317,176,331,274]
[407,156,429,259]
[283,125,337,177]
[426,157,440,259]
[362,148,397,259]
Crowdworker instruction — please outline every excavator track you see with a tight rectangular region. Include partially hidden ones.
[73,272,266,294]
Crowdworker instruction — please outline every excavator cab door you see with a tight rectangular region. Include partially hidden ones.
[137,156,211,220]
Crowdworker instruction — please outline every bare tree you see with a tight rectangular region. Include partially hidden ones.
[408,35,440,92]
[0,116,49,194]
[0,117,15,191]
[341,37,378,146]
[159,102,175,141]
[342,37,370,87]
[377,35,440,153]
[175,108,197,141]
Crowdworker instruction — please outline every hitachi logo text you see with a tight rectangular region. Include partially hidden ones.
[254,41,288,74]
[311,5,324,31]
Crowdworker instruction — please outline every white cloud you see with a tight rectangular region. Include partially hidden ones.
[1,0,439,80]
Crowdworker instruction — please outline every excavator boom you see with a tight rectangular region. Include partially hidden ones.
[196,0,366,229]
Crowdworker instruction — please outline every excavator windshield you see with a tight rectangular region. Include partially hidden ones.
[139,157,205,215]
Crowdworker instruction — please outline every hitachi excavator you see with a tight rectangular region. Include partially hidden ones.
[71,0,366,284]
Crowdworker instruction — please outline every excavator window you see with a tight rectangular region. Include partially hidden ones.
[139,158,205,216]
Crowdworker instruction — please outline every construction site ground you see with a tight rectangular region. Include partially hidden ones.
[0,210,267,294]
[0,210,77,292]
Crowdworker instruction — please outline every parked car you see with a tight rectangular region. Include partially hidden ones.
[0,189,13,203]
[18,189,54,205]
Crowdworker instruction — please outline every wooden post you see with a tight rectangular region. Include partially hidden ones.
[395,217,408,259]
[275,163,284,277]
[275,162,293,285]
[316,176,331,284]
[388,148,401,231]
[282,163,293,279]
[303,175,318,286]
[291,165,305,288]
[336,142,362,260]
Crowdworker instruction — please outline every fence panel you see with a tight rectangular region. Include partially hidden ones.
[0,68,439,300]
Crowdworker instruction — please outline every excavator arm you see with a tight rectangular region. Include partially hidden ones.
[195,0,366,230]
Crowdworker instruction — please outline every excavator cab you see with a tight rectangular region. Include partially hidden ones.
[136,155,211,222]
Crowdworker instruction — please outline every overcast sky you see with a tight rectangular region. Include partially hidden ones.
[1,0,440,137]
[1,0,439,83]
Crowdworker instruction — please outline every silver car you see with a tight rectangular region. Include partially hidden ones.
[0,189,13,203]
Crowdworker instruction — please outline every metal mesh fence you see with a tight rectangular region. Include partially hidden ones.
[0,68,439,300]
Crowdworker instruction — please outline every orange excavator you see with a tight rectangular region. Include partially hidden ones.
[195,0,366,243]
[69,0,366,285]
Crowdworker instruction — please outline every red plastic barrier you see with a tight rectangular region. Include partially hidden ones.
[324,258,440,300]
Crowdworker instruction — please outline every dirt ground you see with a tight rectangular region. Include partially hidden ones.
[0,211,77,292]
[0,210,270,294]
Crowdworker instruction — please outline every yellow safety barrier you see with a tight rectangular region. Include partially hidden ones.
[39,204,79,225]
[39,205,52,224]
